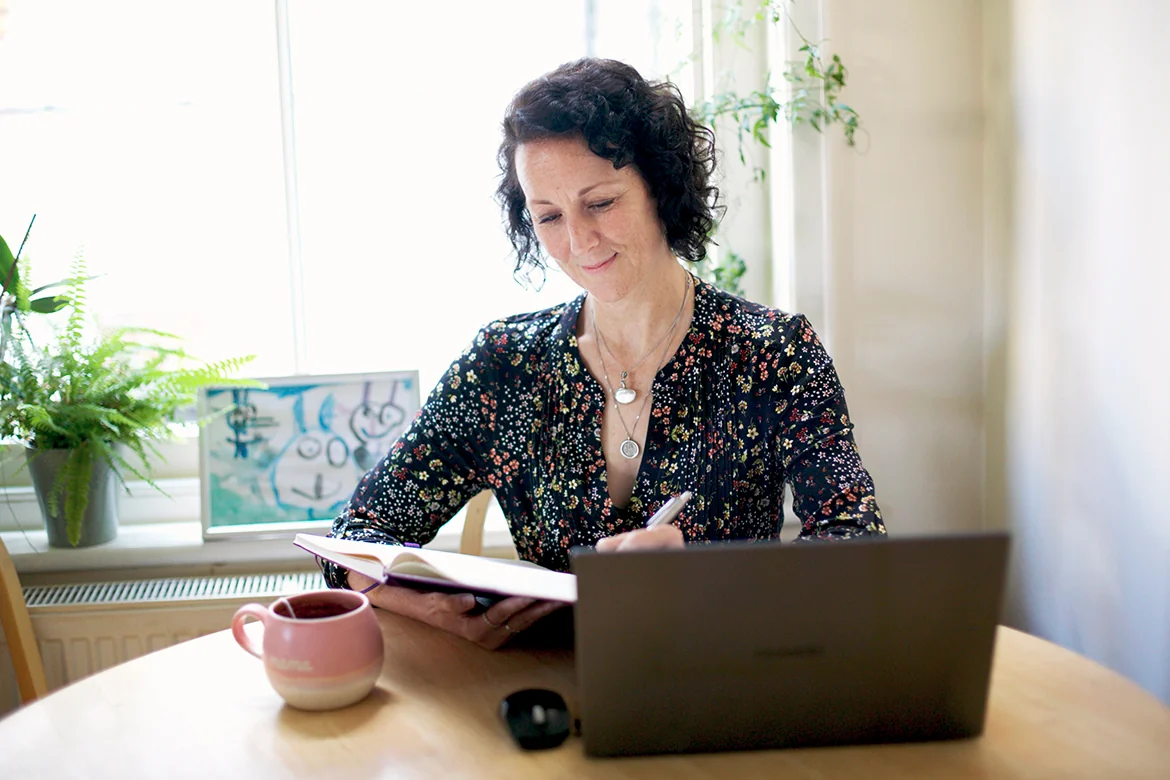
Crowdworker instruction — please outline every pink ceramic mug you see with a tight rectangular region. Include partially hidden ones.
[232,589,384,711]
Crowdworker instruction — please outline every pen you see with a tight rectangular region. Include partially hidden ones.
[645,491,692,528]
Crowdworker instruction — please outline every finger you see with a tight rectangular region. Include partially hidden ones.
[480,598,556,634]
[436,592,479,614]
[616,525,685,551]
[376,585,475,619]
[346,570,379,592]
[480,597,536,626]
[622,525,684,549]
[472,601,565,650]
[467,600,538,650]
[596,533,628,552]
[417,590,479,615]
[501,600,567,634]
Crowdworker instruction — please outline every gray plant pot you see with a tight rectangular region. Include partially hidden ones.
[25,448,119,548]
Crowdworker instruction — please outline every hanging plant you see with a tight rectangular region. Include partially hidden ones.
[695,0,863,168]
[691,1,864,296]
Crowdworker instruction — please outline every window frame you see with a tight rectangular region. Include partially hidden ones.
[1,1,790,552]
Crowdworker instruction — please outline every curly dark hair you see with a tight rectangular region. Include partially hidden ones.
[496,58,721,277]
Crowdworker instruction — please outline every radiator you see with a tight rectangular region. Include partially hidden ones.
[0,570,324,716]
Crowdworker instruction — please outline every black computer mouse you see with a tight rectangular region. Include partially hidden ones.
[499,688,572,750]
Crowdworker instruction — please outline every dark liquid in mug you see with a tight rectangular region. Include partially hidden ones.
[275,600,356,620]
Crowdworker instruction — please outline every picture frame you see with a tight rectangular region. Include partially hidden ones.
[198,371,421,540]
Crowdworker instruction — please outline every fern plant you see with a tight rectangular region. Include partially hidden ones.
[3,251,260,545]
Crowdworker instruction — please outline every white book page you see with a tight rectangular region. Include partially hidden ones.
[294,534,577,603]
[292,536,386,582]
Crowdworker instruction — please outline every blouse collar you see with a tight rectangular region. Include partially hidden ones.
[554,270,715,341]
[550,271,717,400]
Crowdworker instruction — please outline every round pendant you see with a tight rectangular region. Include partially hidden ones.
[614,387,637,405]
[619,438,640,459]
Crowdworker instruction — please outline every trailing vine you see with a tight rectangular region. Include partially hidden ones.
[692,0,863,295]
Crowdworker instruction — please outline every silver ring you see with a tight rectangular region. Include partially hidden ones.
[482,612,503,629]
[503,622,517,634]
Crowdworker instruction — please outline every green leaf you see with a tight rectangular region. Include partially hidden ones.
[0,234,18,294]
[63,443,94,546]
[29,295,69,313]
[30,274,99,296]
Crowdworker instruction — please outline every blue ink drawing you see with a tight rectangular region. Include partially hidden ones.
[201,372,420,528]
[225,388,278,459]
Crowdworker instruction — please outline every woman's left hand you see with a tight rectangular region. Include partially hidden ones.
[595,523,684,552]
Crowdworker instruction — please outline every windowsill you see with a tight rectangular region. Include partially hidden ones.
[3,522,311,574]
[2,474,515,576]
[2,519,515,576]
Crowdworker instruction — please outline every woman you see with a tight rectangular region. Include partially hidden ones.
[322,58,885,648]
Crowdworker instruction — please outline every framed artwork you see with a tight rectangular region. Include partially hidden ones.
[198,371,421,540]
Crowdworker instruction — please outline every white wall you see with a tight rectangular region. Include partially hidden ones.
[1005,0,1170,703]
[803,0,1169,704]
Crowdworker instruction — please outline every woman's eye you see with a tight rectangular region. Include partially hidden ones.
[537,213,561,225]
[589,199,615,211]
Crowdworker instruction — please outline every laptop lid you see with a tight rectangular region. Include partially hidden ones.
[570,533,1009,757]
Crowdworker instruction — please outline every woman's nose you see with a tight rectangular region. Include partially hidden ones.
[565,214,599,256]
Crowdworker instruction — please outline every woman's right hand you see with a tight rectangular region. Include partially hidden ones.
[595,522,685,552]
[346,571,564,651]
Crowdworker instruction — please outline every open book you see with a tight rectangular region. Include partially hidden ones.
[294,534,577,603]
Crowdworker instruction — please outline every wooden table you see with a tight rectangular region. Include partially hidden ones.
[2,612,1169,779]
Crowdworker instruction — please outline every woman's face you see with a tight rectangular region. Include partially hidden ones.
[515,135,675,302]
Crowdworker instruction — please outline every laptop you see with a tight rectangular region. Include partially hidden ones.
[570,533,1010,757]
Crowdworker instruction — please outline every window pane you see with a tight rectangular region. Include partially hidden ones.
[0,0,696,398]
[288,0,694,390]
[0,1,295,376]
[595,0,697,93]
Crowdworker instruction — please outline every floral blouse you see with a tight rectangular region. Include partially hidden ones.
[322,275,884,585]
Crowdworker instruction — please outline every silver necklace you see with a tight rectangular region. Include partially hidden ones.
[592,277,690,460]
[594,273,691,405]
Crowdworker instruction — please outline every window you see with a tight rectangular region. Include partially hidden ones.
[0,1,295,375]
[0,1,695,506]
[0,0,695,391]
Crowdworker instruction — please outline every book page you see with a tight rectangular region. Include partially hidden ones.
[298,541,387,583]
[385,556,450,582]
[294,534,577,603]
[401,547,577,602]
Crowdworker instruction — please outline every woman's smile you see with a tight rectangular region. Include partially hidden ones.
[581,253,617,273]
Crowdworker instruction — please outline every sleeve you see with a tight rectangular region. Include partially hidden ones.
[320,328,497,589]
[775,315,886,541]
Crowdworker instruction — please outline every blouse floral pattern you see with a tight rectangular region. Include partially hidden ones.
[322,275,884,585]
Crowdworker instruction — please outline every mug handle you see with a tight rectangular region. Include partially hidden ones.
[231,603,269,659]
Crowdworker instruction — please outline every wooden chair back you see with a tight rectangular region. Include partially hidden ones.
[0,536,48,704]
[459,490,493,556]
